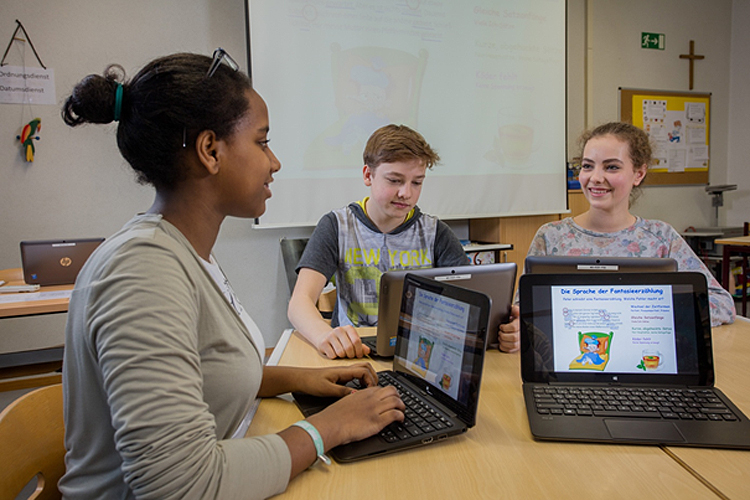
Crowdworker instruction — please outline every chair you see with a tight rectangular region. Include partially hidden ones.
[280,237,309,295]
[0,383,65,500]
[279,238,336,320]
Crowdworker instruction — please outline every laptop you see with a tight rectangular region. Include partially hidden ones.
[20,238,104,286]
[525,256,677,274]
[362,262,516,356]
[519,271,750,449]
[293,273,491,462]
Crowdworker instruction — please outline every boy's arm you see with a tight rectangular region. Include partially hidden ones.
[288,267,332,342]
[288,268,370,359]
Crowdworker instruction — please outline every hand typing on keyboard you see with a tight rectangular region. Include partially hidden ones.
[290,362,380,398]
[307,382,406,447]
[375,371,455,443]
[281,364,404,464]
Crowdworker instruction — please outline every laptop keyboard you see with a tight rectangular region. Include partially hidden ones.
[532,386,738,422]
[373,371,454,443]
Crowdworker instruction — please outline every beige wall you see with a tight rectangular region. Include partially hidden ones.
[570,0,749,232]
[0,1,748,350]
[727,0,750,227]
[0,0,306,350]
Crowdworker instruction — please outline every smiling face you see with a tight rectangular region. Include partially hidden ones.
[363,158,426,231]
[579,134,646,215]
[217,90,281,219]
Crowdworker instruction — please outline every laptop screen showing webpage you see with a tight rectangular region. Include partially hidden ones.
[393,275,488,423]
[520,272,713,387]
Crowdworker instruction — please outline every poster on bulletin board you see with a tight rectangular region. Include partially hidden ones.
[619,88,710,185]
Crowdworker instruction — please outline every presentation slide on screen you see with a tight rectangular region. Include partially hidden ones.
[403,287,469,400]
[550,285,678,374]
[248,0,567,226]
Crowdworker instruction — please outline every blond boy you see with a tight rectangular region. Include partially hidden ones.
[288,124,468,359]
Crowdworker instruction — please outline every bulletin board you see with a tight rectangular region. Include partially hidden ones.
[619,88,710,185]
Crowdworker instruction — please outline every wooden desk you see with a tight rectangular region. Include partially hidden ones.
[463,242,513,265]
[246,327,743,499]
[663,318,750,500]
[715,235,750,316]
[0,268,73,319]
[0,268,69,390]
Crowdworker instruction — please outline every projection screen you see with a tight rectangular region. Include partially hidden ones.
[246,0,567,227]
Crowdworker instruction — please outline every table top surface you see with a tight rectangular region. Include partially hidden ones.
[659,318,750,500]
[463,242,514,251]
[682,231,724,238]
[248,322,750,499]
[0,268,72,318]
[714,235,750,246]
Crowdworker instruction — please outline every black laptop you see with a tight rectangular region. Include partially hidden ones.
[20,238,104,286]
[524,255,677,274]
[293,273,491,462]
[519,271,750,449]
[362,263,516,357]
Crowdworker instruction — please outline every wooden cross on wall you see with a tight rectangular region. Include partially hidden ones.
[679,40,704,90]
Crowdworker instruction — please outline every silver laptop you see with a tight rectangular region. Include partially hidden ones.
[20,238,104,286]
[525,256,677,274]
[362,262,517,356]
[294,273,491,462]
[519,271,750,449]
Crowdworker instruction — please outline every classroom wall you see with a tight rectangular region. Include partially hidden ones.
[1,1,747,351]
[0,0,292,351]
[581,0,750,232]
[727,0,750,227]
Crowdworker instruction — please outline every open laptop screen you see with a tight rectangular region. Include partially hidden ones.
[393,273,490,425]
[20,238,104,286]
[520,272,713,387]
[372,262,515,356]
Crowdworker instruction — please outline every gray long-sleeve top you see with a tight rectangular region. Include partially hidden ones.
[59,214,291,499]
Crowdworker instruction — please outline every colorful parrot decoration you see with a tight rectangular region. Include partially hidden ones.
[17,118,42,162]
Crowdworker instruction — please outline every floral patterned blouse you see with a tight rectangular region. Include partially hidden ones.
[525,217,736,327]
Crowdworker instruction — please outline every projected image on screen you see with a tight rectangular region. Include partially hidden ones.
[486,103,540,169]
[248,1,567,226]
[305,44,429,170]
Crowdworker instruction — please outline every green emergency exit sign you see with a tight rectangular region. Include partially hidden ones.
[641,32,665,50]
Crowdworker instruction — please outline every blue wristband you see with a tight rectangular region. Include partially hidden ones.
[292,420,331,465]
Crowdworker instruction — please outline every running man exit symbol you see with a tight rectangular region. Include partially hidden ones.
[641,32,665,50]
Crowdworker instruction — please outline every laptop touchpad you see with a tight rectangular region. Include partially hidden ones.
[604,419,686,443]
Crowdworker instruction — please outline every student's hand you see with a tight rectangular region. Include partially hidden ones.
[498,305,520,353]
[298,363,379,398]
[317,325,371,359]
[308,386,405,446]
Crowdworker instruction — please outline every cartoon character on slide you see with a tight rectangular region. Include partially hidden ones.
[579,337,605,366]
[414,337,434,371]
[325,62,391,154]
[570,332,612,370]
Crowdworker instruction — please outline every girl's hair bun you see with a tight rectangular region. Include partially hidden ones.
[62,64,126,126]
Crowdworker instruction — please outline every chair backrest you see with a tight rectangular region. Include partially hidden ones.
[279,237,336,320]
[0,383,65,500]
[280,237,309,295]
